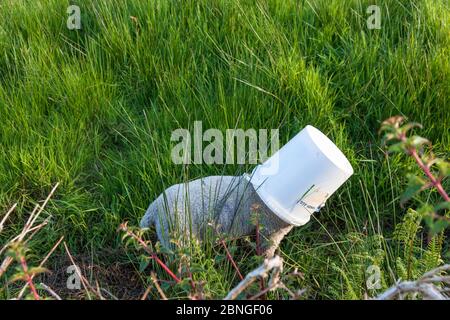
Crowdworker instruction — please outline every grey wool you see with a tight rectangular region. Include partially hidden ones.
[140,175,294,258]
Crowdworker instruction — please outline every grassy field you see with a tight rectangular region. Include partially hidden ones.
[1,0,449,299]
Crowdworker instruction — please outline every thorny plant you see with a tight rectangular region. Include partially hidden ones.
[7,243,47,300]
[380,116,450,235]
[0,184,63,300]
[119,222,234,299]
[378,116,450,299]
[118,216,305,300]
[0,185,109,300]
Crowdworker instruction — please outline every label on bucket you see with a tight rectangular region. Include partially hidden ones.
[294,185,329,213]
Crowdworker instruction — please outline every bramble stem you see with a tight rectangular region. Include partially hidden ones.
[408,148,450,202]
[398,131,450,202]
[220,239,244,281]
[119,224,181,283]
[19,256,40,300]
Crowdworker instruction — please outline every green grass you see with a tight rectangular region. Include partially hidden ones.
[0,0,449,299]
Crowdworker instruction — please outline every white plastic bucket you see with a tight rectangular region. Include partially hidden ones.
[245,125,354,226]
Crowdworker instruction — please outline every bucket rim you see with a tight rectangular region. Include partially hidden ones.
[244,173,310,226]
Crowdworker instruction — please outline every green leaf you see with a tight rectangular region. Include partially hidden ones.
[27,267,47,276]
[400,175,427,205]
[161,281,171,291]
[179,278,193,292]
[139,255,151,272]
[427,219,449,235]
[400,122,422,133]
[158,244,173,255]
[434,202,450,212]
[406,136,430,149]
[10,273,27,283]
[417,204,434,217]
[444,250,450,259]
[387,142,406,154]
[190,265,204,273]
[381,133,395,146]
[214,254,225,264]
[436,159,450,177]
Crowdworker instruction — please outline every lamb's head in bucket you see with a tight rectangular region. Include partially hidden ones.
[140,125,353,257]
[245,125,354,227]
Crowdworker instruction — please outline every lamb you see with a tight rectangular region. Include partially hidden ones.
[140,125,354,258]
[140,175,294,258]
